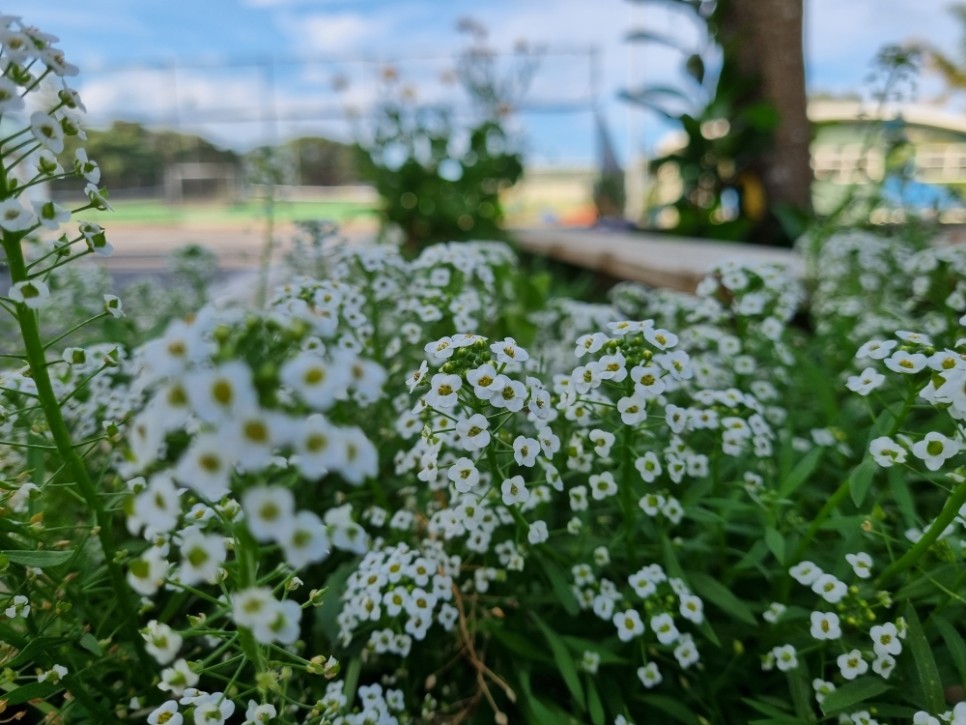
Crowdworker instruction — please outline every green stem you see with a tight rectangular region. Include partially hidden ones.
[877,480,966,588]
[1,230,151,671]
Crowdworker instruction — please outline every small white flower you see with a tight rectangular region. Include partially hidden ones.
[501,476,530,506]
[869,436,907,467]
[528,520,549,545]
[242,485,296,542]
[4,594,29,619]
[637,661,662,688]
[103,294,123,318]
[911,432,961,472]
[872,654,896,680]
[8,279,49,309]
[809,610,841,640]
[30,111,65,154]
[846,552,873,579]
[837,649,869,680]
[789,560,823,586]
[147,700,183,725]
[812,573,848,604]
[762,602,786,624]
[650,612,679,644]
[884,350,927,374]
[143,620,182,665]
[772,644,798,671]
[870,622,902,657]
[613,609,645,641]
[513,436,540,467]
[425,373,462,409]
[846,367,886,396]
[855,339,897,360]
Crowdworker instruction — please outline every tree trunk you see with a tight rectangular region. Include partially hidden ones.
[719,0,813,238]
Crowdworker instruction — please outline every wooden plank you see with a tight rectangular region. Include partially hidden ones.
[513,228,803,293]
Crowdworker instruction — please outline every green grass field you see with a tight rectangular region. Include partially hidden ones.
[85,199,380,225]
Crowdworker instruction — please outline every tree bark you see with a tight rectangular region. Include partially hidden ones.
[719,0,813,217]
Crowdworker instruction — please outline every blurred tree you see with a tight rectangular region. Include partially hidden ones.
[56,121,238,193]
[624,0,812,246]
[914,2,966,99]
[285,137,360,186]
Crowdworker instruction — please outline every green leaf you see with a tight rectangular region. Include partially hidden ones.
[764,527,785,565]
[637,694,700,724]
[932,615,966,687]
[903,603,945,712]
[1,549,74,568]
[778,448,824,498]
[535,553,579,616]
[79,632,103,657]
[848,458,876,508]
[517,668,578,724]
[743,698,792,718]
[586,675,606,725]
[2,680,59,706]
[531,614,586,710]
[687,571,756,626]
[820,677,891,716]
[4,636,64,669]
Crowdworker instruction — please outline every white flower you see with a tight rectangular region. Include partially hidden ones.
[103,294,123,318]
[812,678,836,704]
[869,436,907,467]
[812,573,848,604]
[678,593,703,624]
[618,394,648,425]
[846,367,885,396]
[635,452,662,483]
[884,350,927,374]
[281,511,330,569]
[575,332,607,357]
[846,552,873,579]
[613,609,645,641]
[174,433,234,501]
[872,654,896,679]
[673,634,700,668]
[280,352,350,410]
[870,622,902,657]
[637,662,662,688]
[425,373,461,408]
[293,414,344,479]
[242,485,296,542]
[127,545,169,596]
[5,594,29,619]
[0,76,23,113]
[644,327,678,350]
[133,473,182,535]
[159,659,199,696]
[466,364,504,400]
[244,701,278,724]
[148,701,183,725]
[143,620,182,665]
[30,111,65,154]
[911,432,961,471]
[38,664,68,684]
[455,413,490,450]
[192,693,236,725]
[791,563,828,591]
[527,520,549,545]
[8,279,49,309]
[448,457,480,493]
[837,649,869,680]
[513,436,540,467]
[772,644,798,671]
[0,199,37,234]
[856,339,897,360]
[809,610,841,640]
[589,471,618,500]
[762,602,786,624]
[176,527,227,586]
[186,362,258,424]
[490,337,529,364]
[650,612,679,644]
[501,476,529,506]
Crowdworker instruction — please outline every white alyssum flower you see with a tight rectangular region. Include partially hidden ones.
[242,485,296,542]
[281,510,330,569]
[5,594,29,619]
[809,610,841,640]
[846,367,886,396]
[176,527,227,586]
[812,573,848,604]
[837,649,869,680]
[613,609,645,641]
[870,622,902,657]
[789,560,823,586]
[30,111,65,153]
[869,436,907,467]
[501,476,530,506]
[8,279,49,309]
[637,662,662,688]
[143,620,183,665]
[911,432,961,471]
[846,552,873,579]
[772,644,799,671]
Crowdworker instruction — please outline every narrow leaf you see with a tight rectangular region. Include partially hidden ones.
[531,614,586,710]
[637,694,700,724]
[904,603,945,713]
[779,448,823,498]
[536,553,579,616]
[1,549,73,568]
[586,675,606,725]
[764,527,785,565]
[848,458,876,508]
[820,677,890,716]
[687,571,756,626]
[932,615,966,687]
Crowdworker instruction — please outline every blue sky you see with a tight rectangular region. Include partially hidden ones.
[8,0,962,167]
